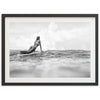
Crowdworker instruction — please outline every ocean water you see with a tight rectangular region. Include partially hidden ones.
[10,50,90,78]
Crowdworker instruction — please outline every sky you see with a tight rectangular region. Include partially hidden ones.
[9,22,91,50]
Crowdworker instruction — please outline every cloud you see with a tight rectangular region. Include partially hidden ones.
[10,22,90,50]
[32,22,90,50]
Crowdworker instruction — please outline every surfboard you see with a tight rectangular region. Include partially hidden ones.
[18,52,41,57]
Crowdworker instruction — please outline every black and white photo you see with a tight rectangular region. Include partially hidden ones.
[2,14,98,85]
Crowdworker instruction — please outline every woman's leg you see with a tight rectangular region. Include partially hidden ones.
[27,47,36,53]
[20,51,28,54]
[20,47,36,54]
[27,48,36,53]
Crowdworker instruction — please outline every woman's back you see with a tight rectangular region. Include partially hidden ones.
[34,40,40,47]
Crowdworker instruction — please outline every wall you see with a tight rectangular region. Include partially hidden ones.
[0,0,99,100]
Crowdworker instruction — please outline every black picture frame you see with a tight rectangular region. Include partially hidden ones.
[1,14,98,86]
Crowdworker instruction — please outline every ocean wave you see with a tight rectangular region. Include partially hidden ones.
[10,50,90,77]
[10,50,90,62]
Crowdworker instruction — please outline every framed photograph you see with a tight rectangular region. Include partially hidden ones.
[2,14,98,86]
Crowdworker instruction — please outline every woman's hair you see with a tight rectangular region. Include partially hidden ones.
[36,36,40,40]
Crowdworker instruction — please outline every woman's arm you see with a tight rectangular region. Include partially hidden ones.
[40,41,42,52]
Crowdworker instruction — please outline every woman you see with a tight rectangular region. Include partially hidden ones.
[20,36,42,54]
